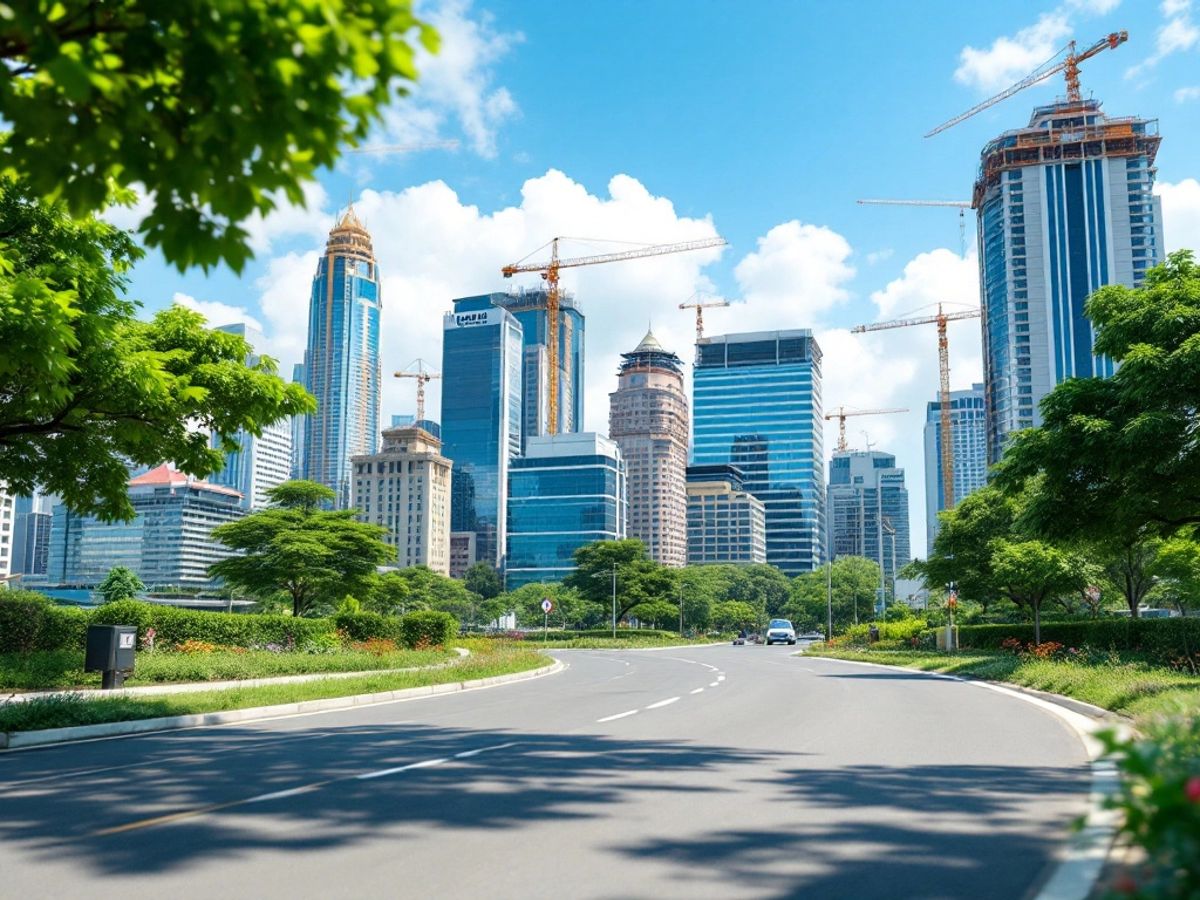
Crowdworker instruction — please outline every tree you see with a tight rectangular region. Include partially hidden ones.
[1153,537,1200,617]
[711,601,759,632]
[368,572,417,615]
[505,582,598,629]
[0,0,437,271]
[464,562,502,600]
[0,177,314,519]
[97,566,144,604]
[209,480,394,616]
[390,565,475,610]
[787,556,883,634]
[990,540,1085,644]
[565,539,675,624]
[1087,534,1162,619]
[726,564,792,617]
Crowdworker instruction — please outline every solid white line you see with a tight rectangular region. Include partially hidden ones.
[247,785,320,803]
[690,688,704,695]
[454,741,518,759]
[355,757,449,780]
[596,710,638,723]
[645,697,680,710]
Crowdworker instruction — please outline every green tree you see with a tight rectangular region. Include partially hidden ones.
[97,566,144,604]
[711,600,759,632]
[0,0,437,271]
[1153,537,1200,617]
[463,562,502,600]
[0,177,314,519]
[565,539,675,624]
[726,564,792,617]
[390,565,474,609]
[368,571,417,615]
[1086,534,1163,618]
[990,540,1085,644]
[787,556,882,634]
[506,582,598,629]
[209,480,394,617]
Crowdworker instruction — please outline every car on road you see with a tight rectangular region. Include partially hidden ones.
[764,619,796,645]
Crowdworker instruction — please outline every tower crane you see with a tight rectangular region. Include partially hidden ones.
[857,199,972,256]
[679,292,732,342]
[824,407,909,453]
[502,236,727,433]
[393,359,441,425]
[926,31,1128,137]
[852,305,981,509]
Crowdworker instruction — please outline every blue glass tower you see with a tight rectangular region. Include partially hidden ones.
[692,330,825,575]
[923,384,987,555]
[301,207,382,507]
[828,451,911,598]
[440,296,523,568]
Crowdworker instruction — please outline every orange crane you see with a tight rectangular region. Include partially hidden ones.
[824,407,909,453]
[926,31,1128,137]
[857,199,972,256]
[393,359,441,424]
[679,292,732,342]
[852,305,981,509]
[502,236,727,433]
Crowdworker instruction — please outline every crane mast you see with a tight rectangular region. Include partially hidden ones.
[679,294,732,342]
[823,407,909,453]
[393,359,441,425]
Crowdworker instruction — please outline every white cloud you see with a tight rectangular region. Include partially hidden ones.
[870,248,980,318]
[1127,1,1199,78]
[242,182,332,256]
[1066,0,1122,11]
[1156,178,1200,253]
[171,292,263,333]
[1162,0,1191,16]
[1175,84,1200,101]
[866,248,894,266]
[955,13,1072,92]
[733,221,855,322]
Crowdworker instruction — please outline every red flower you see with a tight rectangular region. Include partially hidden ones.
[1186,776,1200,803]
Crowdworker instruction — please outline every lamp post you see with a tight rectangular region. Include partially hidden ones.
[678,577,685,638]
[825,528,834,642]
[592,566,619,638]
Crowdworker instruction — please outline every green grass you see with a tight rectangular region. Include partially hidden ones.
[0,647,456,691]
[805,646,1200,726]
[0,646,550,733]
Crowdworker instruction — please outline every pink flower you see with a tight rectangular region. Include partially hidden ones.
[1186,776,1200,804]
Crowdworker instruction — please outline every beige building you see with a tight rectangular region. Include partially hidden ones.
[686,465,767,565]
[351,425,452,574]
[608,330,689,567]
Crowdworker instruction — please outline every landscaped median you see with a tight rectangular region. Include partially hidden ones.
[483,629,726,650]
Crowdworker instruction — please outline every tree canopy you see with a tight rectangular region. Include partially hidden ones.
[97,566,144,604]
[464,562,503,600]
[565,539,677,624]
[788,556,882,633]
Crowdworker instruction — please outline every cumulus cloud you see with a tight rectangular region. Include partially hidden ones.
[733,221,855,322]
[954,13,1073,92]
[1175,84,1200,101]
[870,248,980,318]
[1127,0,1198,78]
[1157,178,1200,253]
[171,292,264,333]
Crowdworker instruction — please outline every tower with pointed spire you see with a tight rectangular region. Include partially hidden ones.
[608,329,689,567]
[300,205,382,507]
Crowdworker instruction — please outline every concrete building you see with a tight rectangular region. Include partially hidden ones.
[975,99,1164,463]
[448,532,476,579]
[692,330,825,575]
[608,330,689,567]
[828,451,911,605]
[11,492,54,577]
[685,465,766,565]
[0,488,13,581]
[505,433,627,589]
[46,465,243,591]
[351,425,452,575]
[924,383,988,554]
[301,206,382,506]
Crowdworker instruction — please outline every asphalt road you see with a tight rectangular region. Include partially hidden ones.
[0,645,1091,900]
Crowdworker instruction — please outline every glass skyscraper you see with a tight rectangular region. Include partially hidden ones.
[301,206,382,507]
[975,99,1164,463]
[440,296,523,568]
[828,451,911,597]
[11,491,54,576]
[692,330,825,575]
[923,384,987,555]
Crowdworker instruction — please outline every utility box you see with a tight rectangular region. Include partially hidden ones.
[936,625,959,652]
[85,625,137,689]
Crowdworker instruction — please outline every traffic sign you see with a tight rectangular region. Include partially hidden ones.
[541,598,553,613]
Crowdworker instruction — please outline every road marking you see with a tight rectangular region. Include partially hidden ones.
[596,710,638,722]
[709,681,719,687]
[454,741,518,759]
[690,688,704,695]
[664,656,720,672]
[717,675,726,682]
[247,785,321,803]
[645,697,680,710]
[356,756,449,780]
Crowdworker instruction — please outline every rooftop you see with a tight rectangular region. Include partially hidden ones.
[128,464,242,498]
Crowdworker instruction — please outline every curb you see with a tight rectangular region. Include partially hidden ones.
[0,658,563,751]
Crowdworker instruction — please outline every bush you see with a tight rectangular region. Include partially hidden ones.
[400,610,458,648]
[841,619,928,646]
[90,601,335,648]
[0,592,89,653]
[948,619,1200,667]
[334,611,401,643]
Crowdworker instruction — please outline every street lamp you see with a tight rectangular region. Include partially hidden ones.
[591,565,619,638]
[677,577,685,638]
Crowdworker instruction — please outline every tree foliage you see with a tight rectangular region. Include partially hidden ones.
[463,562,502,600]
[97,566,143,604]
[990,541,1085,644]
[914,486,1020,610]
[565,539,676,624]
[0,0,437,271]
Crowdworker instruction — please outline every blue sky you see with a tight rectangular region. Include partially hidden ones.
[118,0,1200,555]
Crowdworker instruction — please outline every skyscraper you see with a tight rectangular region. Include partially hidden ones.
[290,362,307,480]
[0,488,13,581]
[685,465,767,565]
[301,206,382,506]
[692,330,825,575]
[975,99,1164,463]
[11,492,54,576]
[608,330,689,567]
[924,384,988,555]
[828,451,911,598]
[440,296,523,569]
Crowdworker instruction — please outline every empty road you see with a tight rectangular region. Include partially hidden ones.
[0,646,1091,899]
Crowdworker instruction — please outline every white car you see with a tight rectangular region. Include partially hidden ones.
[764,619,796,645]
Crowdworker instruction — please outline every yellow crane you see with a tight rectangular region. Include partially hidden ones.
[824,407,909,453]
[852,306,981,508]
[679,292,732,342]
[393,359,441,424]
[857,198,972,256]
[502,236,727,433]
[926,31,1128,137]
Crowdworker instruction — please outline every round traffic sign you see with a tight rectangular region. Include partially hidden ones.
[541,598,553,613]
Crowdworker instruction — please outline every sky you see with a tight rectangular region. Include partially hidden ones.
[115,0,1200,556]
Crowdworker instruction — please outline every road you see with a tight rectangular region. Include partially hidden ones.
[0,645,1091,899]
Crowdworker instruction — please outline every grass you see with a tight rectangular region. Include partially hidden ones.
[0,647,456,691]
[0,644,550,734]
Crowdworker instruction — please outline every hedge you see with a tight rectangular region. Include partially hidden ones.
[399,610,458,648]
[0,594,89,653]
[333,611,402,643]
[946,618,1200,663]
[90,601,336,647]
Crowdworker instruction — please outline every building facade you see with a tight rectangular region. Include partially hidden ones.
[0,489,13,581]
[351,425,452,574]
[290,362,307,480]
[685,465,767,565]
[828,451,911,598]
[11,492,54,577]
[301,206,382,506]
[692,330,825,575]
[608,330,689,567]
[440,296,524,569]
[46,465,243,591]
[975,99,1164,463]
[505,433,627,589]
[448,532,476,579]
[923,383,988,554]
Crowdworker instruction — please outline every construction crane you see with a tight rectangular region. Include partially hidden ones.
[926,30,1128,137]
[852,305,981,509]
[393,359,441,424]
[857,198,972,256]
[679,292,732,342]
[824,407,909,453]
[502,236,727,433]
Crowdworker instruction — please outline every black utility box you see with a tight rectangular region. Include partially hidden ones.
[85,624,137,688]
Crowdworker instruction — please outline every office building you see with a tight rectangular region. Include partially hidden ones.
[351,425,452,574]
[448,532,476,579]
[924,383,988,554]
[290,363,306,480]
[685,465,767,565]
[608,330,689,567]
[301,206,382,506]
[11,492,54,577]
[0,489,13,580]
[208,323,292,510]
[506,433,626,589]
[441,296,523,568]
[692,330,825,575]
[975,99,1164,463]
[828,450,911,597]
[46,465,243,591]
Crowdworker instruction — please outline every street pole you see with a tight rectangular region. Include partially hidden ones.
[678,579,685,637]
[611,565,617,639]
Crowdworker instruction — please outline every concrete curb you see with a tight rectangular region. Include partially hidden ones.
[0,657,563,752]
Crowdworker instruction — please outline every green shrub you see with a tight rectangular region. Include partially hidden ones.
[948,618,1200,666]
[333,611,400,643]
[89,601,335,648]
[0,592,89,652]
[400,610,458,648]
[841,619,928,646]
